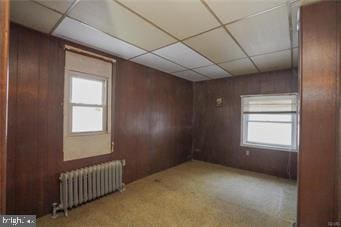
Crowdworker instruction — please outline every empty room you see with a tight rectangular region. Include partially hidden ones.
[0,0,340,226]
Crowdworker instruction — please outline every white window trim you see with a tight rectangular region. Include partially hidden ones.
[240,93,298,152]
[67,70,109,136]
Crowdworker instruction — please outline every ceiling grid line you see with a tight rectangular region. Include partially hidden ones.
[31,0,64,14]
[48,0,79,35]
[249,47,293,59]
[127,0,293,61]
[55,14,210,79]
[180,42,234,76]
[151,52,211,79]
[221,3,288,27]
[200,0,261,73]
[178,6,284,45]
[113,0,234,77]
[63,15,148,52]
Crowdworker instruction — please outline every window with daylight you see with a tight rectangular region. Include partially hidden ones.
[241,94,298,151]
[63,49,114,161]
[70,73,108,134]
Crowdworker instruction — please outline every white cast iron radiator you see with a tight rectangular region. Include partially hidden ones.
[52,160,125,218]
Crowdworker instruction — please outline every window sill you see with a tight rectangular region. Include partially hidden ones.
[67,131,110,137]
[240,143,297,152]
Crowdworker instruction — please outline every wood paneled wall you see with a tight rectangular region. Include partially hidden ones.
[298,2,340,226]
[193,70,298,179]
[338,2,341,222]
[7,24,193,217]
[0,0,9,214]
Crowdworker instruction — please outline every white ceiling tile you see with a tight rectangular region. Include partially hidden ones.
[293,48,298,67]
[206,0,287,24]
[131,54,186,74]
[184,27,245,63]
[172,70,208,82]
[227,6,291,56]
[219,58,258,76]
[252,49,291,72]
[53,17,146,59]
[153,43,212,69]
[291,2,299,48]
[68,0,176,51]
[118,0,219,39]
[10,1,62,33]
[34,0,73,14]
[193,65,231,79]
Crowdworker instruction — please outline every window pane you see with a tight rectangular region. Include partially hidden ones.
[72,106,103,132]
[248,114,292,122]
[247,122,292,146]
[71,77,104,105]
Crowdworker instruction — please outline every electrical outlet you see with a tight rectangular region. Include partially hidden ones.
[245,150,250,156]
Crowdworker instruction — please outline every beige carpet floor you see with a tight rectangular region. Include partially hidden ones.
[38,160,297,227]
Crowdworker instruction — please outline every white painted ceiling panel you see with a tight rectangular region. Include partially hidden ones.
[118,0,219,39]
[68,0,176,51]
[206,0,287,24]
[193,65,231,79]
[10,1,62,33]
[11,0,298,81]
[173,70,208,82]
[219,58,258,76]
[184,27,245,63]
[53,17,146,59]
[153,43,212,69]
[252,49,291,72]
[131,53,186,73]
[291,2,299,48]
[227,6,291,56]
[34,0,73,14]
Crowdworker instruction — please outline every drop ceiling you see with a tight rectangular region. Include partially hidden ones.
[10,0,301,82]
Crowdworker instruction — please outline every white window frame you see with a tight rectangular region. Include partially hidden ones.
[68,70,108,136]
[240,93,298,152]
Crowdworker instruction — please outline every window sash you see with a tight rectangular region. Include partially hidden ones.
[70,72,107,106]
[68,73,108,135]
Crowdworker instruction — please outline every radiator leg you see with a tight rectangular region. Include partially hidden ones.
[52,202,64,219]
[119,183,126,192]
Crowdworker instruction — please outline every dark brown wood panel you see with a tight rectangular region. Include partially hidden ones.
[0,0,9,214]
[298,2,340,226]
[7,24,193,217]
[193,70,298,179]
[149,68,193,174]
[338,2,341,221]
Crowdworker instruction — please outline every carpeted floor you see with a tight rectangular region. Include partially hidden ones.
[38,160,297,227]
